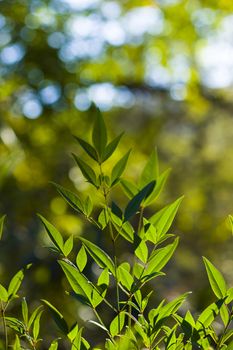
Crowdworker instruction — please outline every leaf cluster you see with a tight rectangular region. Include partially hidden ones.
[0,114,233,349]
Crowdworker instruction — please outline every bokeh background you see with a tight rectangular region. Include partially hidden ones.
[0,0,233,347]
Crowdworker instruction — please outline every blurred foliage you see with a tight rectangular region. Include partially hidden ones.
[0,0,233,345]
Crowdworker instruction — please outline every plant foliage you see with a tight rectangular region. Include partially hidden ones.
[0,115,232,349]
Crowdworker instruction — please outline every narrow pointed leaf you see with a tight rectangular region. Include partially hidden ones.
[28,305,43,329]
[71,328,82,350]
[143,238,179,276]
[84,196,93,217]
[8,268,25,299]
[13,335,21,350]
[226,287,233,304]
[59,260,103,307]
[149,197,184,239]
[97,268,109,296]
[33,310,43,340]
[197,299,224,329]
[110,312,126,337]
[220,303,229,327]
[203,257,227,299]
[124,181,155,221]
[111,150,131,186]
[156,292,191,322]
[74,136,98,161]
[72,154,97,187]
[0,215,6,239]
[76,245,87,272]
[80,238,115,275]
[98,208,109,229]
[52,182,84,214]
[135,240,148,264]
[92,111,107,160]
[68,323,79,341]
[38,215,64,254]
[48,340,58,350]
[22,297,28,326]
[63,235,73,257]
[42,299,69,334]
[0,284,8,302]
[103,133,124,162]
[117,263,134,291]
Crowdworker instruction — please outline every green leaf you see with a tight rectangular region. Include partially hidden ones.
[22,297,28,326]
[92,111,107,161]
[48,340,59,350]
[111,150,131,186]
[33,310,43,340]
[196,299,224,329]
[52,182,84,214]
[84,196,93,217]
[8,268,26,299]
[226,287,233,304]
[42,299,69,334]
[144,168,171,206]
[143,219,157,243]
[13,335,21,350]
[156,292,191,323]
[59,260,103,308]
[220,329,233,345]
[203,257,227,299]
[143,238,179,276]
[110,311,126,337]
[5,317,24,333]
[74,136,98,162]
[112,220,134,243]
[0,214,6,239]
[120,179,138,199]
[97,268,109,296]
[141,291,153,312]
[102,133,124,162]
[72,154,98,187]
[134,320,149,346]
[220,303,229,327]
[68,323,79,341]
[139,149,159,188]
[117,263,134,291]
[63,235,73,257]
[28,305,43,329]
[0,284,8,302]
[38,215,64,254]
[71,327,82,350]
[135,240,148,264]
[166,329,177,350]
[98,208,109,229]
[149,197,184,239]
[124,181,156,221]
[76,245,87,272]
[80,238,115,275]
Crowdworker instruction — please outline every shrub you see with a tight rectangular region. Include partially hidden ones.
[0,113,233,349]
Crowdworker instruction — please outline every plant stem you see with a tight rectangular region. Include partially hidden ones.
[99,163,120,332]
[93,308,113,339]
